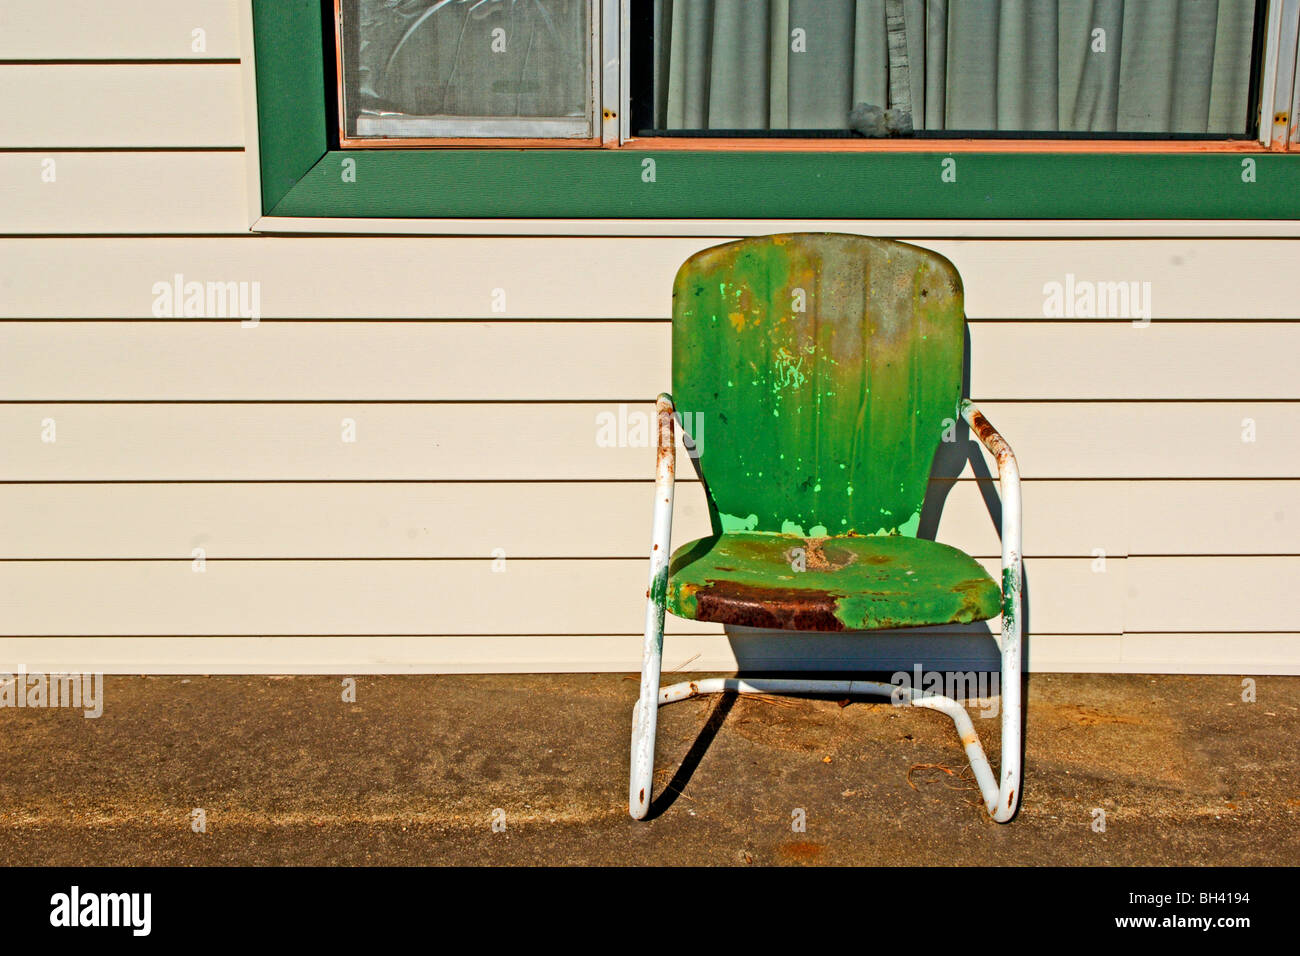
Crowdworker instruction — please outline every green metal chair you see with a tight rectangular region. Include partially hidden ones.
[630,234,1023,822]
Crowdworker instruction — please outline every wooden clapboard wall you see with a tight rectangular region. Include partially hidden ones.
[0,0,1297,674]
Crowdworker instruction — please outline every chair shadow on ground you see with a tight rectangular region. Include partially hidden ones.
[647,327,1032,819]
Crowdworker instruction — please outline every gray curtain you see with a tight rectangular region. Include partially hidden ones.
[654,0,1257,134]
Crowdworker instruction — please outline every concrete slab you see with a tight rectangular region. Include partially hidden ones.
[0,673,1295,865]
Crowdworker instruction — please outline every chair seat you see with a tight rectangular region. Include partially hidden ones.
[666,532,1002,632]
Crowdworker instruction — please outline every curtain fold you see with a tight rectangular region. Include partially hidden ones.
[655,0,1257,135]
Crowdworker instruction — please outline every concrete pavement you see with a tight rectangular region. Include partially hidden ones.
[0,673,1295,865]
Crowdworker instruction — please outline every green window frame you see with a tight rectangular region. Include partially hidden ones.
[252,0,1300,220]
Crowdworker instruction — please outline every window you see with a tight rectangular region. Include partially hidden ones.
[337,0,1270,147]
[250,1,1300,220]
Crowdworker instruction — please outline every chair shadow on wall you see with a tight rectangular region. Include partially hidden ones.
[647,327,1032,818]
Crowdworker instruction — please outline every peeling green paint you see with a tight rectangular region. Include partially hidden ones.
[649,564,670,609]
[672,234,963,538]
[1001,566,1019,632]
[720,512,759,532]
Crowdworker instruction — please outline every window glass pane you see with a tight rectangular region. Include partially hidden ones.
[636,0,1262,138]
[341,0,593,140]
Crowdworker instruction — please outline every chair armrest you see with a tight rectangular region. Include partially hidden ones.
[646,392,677,618]
[959,399,1021,578]
[654,393,676,488]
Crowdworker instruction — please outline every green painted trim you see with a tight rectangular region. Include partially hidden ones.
[252,0,329,215]
[271,148,1298,219]
[250,3,1299,220]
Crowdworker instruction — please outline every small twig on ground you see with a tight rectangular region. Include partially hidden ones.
[621,653,702,681]
[907,762,981,794]
[653,767,694,801]
[666,654,702,673]
[740,693,801,708]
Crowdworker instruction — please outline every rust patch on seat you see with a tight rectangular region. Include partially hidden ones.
[693,580,846,632]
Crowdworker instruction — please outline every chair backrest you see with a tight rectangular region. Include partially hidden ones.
[672,233,965,538]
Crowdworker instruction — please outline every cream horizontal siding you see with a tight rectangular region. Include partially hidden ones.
[0,239,1297,316]
[0,65,243,148]
[3,322,1298,399]
[0,1,1294,675]
[19,632,1300,675]
[1125,558,1300,631]
[17,633,1300,676]
[0,1,242,236]
[23,548,1300,647]
[1127,481,1297,554]
[10,633,1300,676]
[3,480,1293,560]
[0,557,1120,635]
[0,0,240,59]
[0,153,247,233]
[1,402,1295,480]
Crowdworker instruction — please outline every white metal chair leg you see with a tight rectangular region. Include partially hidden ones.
[629,394,676,819]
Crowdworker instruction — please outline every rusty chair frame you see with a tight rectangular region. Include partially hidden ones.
[630,394,1023,823]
